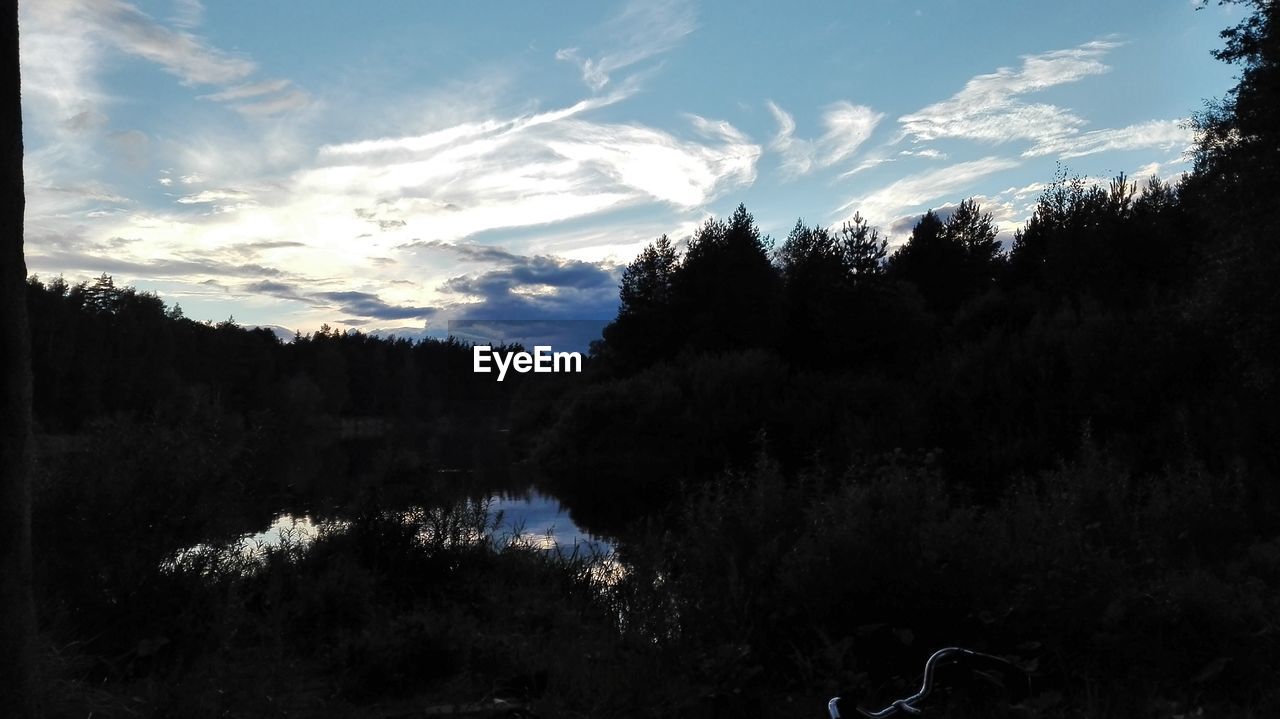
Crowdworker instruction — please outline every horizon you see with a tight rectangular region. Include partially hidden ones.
[20,0,1243,336]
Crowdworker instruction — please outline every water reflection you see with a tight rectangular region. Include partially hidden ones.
[174,487,613,566]
[247,513,323,548]
[489,489,612,556]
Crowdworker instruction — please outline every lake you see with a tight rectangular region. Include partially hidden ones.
[230,487,612,559]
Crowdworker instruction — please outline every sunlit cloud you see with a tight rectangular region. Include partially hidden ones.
[767,100,883,178]
[555,0,696,92]
[18,2,1228,331]
[1024,119,1194,159]
[836,157,1021,232]
[898,39,1121,146]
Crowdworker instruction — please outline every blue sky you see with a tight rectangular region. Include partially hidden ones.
[20,0,1243,336]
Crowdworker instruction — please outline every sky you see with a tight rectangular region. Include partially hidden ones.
[19,0,1245,338]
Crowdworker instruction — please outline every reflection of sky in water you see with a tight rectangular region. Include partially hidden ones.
[203,489,612,561]
[245,514,320,548]
[166,490,619,583]
[488,490,613,557]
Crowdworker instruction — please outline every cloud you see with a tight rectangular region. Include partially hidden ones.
[1129,157,1191,184]
[175,189,253,205]
[170,0,205,29]
[885,194,1024,246]
[245,282,437,321]
[1024,119,1194,159]
[27,242,288,281]
[301,98,759,245]
[234,87,313,116]
[408,240,524,264]
[436,247,621,321]
[443,257,616,295]
[107,130,151,170]
[446,319,610,352]
[199,78,293,102]
[766,102,813,176]
[20,0,310,150]
[316,291,437,320]
[96,0,256,86]
[837,157,1021,231]
[196,77,313,116]
[823,102,884,166]
[555,0,696,91]
[767,100,883,178]
[221,240,307,259]
[898,39,1120,146]
[900,148,947,159]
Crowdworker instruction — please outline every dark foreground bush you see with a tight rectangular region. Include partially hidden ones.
[609,447,1280,717]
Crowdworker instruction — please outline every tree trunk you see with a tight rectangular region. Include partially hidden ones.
[0,0,36,714]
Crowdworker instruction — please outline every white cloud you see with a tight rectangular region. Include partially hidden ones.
[300,112,758,246]
[555,0,696,91]
[767,100,883,178]
[899,39,1120,146]
[823,102,883,165]
[766,101,817,177]
[900,148,947,159]
[26,90,760,330]
[836,156,1021,230]
[175,189,254,205]
[19,1,109,147]
[200,79,293,102]
[95,0,256,86]
[233,88,314,117]
[1130,157,1191,184]
[1024,119,1194,159]
[170,0,204,29]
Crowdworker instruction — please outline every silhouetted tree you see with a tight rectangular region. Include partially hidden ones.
[777,220,846,365]
[601,235,680,369]
[887,209,967,314]
[1190,0,1280,393]
[944,198,1003,296]
[672,204,781,353]
[837,213,888,280]
[1,0,36,713]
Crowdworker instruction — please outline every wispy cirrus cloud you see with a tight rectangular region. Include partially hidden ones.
[29,83,751,328]
[1024,118,1194,159]
[898,39,1120,146]
[302,95,759,243]
[19,0,310,139]
[767,100,883,178]
[837,156,1021,232]
[555,0,696,92]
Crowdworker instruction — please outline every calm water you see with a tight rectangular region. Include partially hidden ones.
[234,488,611,558]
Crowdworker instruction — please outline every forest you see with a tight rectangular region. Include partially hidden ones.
[8,0,1280,717]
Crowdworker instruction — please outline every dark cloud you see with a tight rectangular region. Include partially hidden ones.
[447,319,609,353]
[444,255,617,295]
[245,280,302,299]
[315,290,437,321]
[423,244,623,324]
[244,281,438,322]
[405,239,523,264]
[886,204,962,238]
[223,239,306,258]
